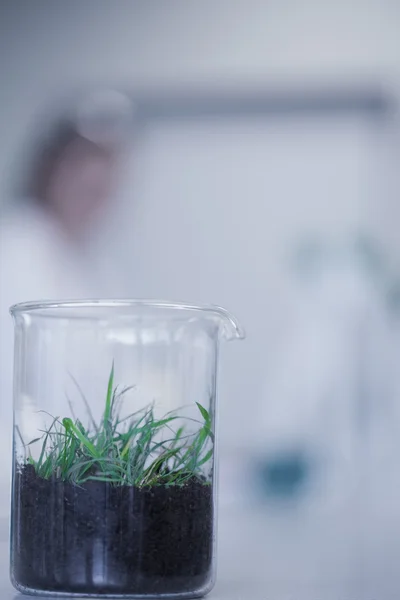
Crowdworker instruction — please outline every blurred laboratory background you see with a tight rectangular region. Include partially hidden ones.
[1,1,400,598]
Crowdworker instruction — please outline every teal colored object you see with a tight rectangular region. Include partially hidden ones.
[258,452,309,498]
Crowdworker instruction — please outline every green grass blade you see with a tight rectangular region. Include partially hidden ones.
[196,448,213,467]
[196,402,211,426]
[151,416,179,429]
[37,416,59,470]
[62,418,99,459]
[104,362,114,428]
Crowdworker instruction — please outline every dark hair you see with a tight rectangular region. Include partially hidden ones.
[30,121,113,204]
[8,117,113,208]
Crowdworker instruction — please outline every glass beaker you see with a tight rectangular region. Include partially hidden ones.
[10,300,244,598]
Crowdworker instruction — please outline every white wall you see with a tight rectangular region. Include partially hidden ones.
[0,0,399,199]
[109,112,391,451]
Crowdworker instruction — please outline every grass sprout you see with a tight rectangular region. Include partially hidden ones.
[19,366,214,487]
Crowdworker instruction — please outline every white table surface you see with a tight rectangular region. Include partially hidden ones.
[0,487,399,600]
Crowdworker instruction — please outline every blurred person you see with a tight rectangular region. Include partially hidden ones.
[255,236,398,506]
[0,99,131,487]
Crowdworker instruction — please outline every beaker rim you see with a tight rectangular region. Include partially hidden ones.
[10,299,245,340]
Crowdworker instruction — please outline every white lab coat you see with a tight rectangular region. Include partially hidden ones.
[0,202,120,509]
[258,264,400,506]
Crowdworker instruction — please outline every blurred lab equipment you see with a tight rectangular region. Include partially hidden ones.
[0,92,133,490]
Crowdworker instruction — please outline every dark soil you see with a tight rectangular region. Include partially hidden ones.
[11,464,213,596]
